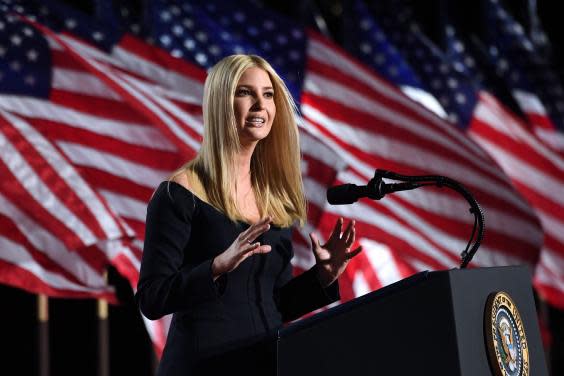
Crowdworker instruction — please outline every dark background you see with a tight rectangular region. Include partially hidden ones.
[1,1,563,375]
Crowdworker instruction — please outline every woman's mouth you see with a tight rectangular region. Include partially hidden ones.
[245,117,266,127]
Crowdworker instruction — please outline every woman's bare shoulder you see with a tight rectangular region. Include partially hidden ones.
[171,170,193,191]
[171,169,208,202]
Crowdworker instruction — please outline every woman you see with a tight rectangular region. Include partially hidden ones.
[136,54,362,375]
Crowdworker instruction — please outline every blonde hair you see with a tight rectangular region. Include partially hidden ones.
[171,55,306,227]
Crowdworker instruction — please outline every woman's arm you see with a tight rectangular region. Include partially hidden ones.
[275,264,340,323]
[136,182,221,320]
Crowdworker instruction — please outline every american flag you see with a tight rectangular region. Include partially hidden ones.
[341,0,447,120]
[0,11,123,301]
[353,0,564,309]
[148,0,307,100]
[480,0,564,308]
[0,0,202,355]
[0,0,550,359]
[482,0,564,156]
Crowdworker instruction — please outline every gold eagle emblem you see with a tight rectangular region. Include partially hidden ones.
[485,291,529,376]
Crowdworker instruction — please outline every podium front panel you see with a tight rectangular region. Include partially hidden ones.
[276,266,548,376]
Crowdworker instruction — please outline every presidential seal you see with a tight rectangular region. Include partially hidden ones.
[485,291,530,376]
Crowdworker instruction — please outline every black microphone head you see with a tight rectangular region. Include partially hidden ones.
[327,184,359,205]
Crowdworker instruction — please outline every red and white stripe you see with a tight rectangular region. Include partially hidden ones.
[470,92,564,308]
[142,314,172,358]
[512,89,564,157]
[0,110,118,300]
[0,198,115,301]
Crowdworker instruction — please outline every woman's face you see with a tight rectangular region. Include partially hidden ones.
[233,67,276,146]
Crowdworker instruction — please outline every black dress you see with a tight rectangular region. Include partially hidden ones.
[136,181,339,375]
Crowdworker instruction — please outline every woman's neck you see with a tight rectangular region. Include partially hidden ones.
[234,144,260,222]
[235,143,255,182]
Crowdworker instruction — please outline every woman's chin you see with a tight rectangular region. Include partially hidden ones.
[238,129,271,144]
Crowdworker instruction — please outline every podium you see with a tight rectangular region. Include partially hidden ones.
[201,266,548,375]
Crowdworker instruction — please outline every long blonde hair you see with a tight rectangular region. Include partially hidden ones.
[172,55,306,227]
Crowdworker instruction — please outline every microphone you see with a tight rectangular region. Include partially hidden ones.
[327,179,421,205]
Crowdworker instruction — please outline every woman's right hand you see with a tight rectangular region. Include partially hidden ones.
[211,216,272,280]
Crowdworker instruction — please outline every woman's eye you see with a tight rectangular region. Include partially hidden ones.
[264,92,274,98]
[237,89,251,96]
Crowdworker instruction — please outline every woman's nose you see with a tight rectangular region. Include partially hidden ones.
[251,97,265,110]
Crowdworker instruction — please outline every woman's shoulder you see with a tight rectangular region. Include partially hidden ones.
[148,169,198,200]
[149,180,197,213]
[150,169,212,215]
[170,170,192,192]
[170,169,209,202]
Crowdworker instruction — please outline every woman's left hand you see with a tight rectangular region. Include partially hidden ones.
[309,217,363,287]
